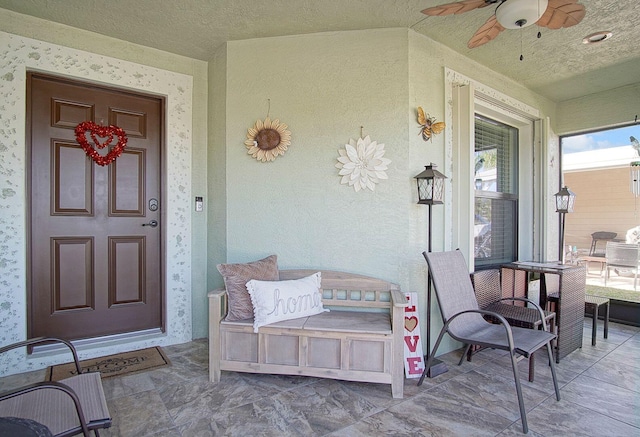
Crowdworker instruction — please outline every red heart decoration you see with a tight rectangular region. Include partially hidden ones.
[75,121,128,166]
[404,316,418,332]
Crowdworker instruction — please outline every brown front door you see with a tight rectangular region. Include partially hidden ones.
[28,73,164,341]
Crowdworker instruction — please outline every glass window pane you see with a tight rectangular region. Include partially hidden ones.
[474,114,519,267]
[474,197,518,267]
[561,124,638,256]
[474,115,518,194]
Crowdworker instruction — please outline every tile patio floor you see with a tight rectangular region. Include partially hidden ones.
[1,319,639,436]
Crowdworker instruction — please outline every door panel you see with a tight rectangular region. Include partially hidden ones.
[110,236,145,305]
[52,140,93,215]
[52,237,93,311]
[29,73,164,341]
[111,148,145,215]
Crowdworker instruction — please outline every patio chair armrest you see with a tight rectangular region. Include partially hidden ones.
[0,380,91,436]
[0,338,82,374]
[446,309,516,352]
[497,297,550,331]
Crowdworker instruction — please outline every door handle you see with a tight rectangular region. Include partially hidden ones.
[142,220,158,228]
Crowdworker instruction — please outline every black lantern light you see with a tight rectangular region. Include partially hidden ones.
[414,163,448,378]
[554,186,576,214]
[415,163,447,205]
[554,186,576,264]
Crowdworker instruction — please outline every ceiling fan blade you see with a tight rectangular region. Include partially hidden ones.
[421,0,495,16]
[537,0,586,29]
[467,15,505,48]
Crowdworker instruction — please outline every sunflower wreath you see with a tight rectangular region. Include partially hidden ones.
[244,117,292,162]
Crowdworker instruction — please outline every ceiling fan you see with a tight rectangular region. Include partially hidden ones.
[421,0,586,48]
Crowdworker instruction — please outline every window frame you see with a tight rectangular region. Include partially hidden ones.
[444,68,542,270]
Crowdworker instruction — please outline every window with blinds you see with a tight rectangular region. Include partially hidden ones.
[474,114,518,268]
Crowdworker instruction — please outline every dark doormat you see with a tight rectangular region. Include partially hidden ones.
[47,346,170,381]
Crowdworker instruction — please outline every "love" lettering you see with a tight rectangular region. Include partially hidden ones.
[403,292,425,378]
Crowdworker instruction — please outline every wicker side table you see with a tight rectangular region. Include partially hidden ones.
[502,263,586,363]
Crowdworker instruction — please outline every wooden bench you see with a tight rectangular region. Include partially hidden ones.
[208,269,407,398]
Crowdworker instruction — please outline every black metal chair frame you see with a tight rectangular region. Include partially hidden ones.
[0,338,111,437]
[604,241,640,290]
[589,231,617,257]
[464,269,556,382]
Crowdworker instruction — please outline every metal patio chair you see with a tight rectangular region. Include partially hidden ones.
[604,241,640,290]
[464,269,556,382]
[0,338,111,437]
[418,250,560,434]
[589,231,617,257]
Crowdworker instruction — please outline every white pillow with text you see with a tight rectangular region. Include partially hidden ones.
[246,272,328,332]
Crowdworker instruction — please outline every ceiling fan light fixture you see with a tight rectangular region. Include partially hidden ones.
[495,0,548,29]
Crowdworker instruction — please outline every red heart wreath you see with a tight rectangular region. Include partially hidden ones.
[75,121,128,166]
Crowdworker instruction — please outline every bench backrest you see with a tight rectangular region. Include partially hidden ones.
[278,269,399,311]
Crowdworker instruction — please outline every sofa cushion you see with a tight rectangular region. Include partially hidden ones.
[246,272,328,332]
[217,255,279,321]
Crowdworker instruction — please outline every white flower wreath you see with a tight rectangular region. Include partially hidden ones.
[335,135,391,192]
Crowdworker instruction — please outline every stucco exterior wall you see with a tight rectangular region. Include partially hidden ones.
[207,45,228,297]
[224,28,411,273]
[556,83,640,136]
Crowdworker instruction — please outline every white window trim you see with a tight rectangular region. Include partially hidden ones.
[443,68,544,269]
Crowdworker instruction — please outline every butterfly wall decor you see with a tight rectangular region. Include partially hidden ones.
[417,107,445,142]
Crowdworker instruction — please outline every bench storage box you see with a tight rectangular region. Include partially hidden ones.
[208,269,407,398]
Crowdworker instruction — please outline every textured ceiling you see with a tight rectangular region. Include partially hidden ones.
[1,0,638,102]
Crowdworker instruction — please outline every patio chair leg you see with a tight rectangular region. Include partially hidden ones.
[528,354,535,382]
[459,344,471,366]
[509,350,528,434]
[546,341,561,401]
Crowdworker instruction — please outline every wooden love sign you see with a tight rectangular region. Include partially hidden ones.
[75,121,128,166]
[403,292,425,378]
